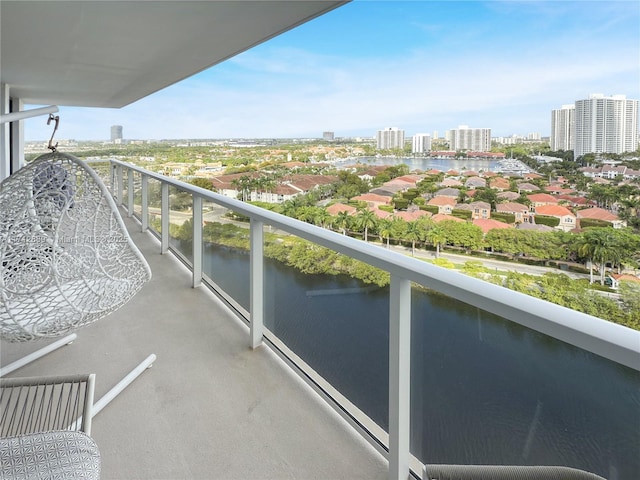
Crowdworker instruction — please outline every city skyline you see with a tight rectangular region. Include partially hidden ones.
[21,1,640,142]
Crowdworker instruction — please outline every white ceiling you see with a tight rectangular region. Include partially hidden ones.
[1,0,347,108]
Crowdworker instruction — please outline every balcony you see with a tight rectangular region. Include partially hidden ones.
[0,199,388,479]
[2,159,639,480]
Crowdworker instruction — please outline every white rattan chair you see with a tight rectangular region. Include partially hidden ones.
[0,151,151,343]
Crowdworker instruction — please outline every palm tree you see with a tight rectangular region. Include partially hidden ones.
[231,174,254,202]
[405,221,425,256]
[354,208,377,242]
[378,218,394,248]
[333,211,351,236]
[314,208,331,229]
[426,224,447,258]
[575,228,622,284]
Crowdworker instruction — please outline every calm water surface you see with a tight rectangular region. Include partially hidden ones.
[195,240,639,480]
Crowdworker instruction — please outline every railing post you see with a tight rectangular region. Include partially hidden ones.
[250,219,264,349]
[192,195,203,288]
[110,163,115,194]
[161,183,169,254]
[389,274,411,480]
[141,174,149,232]
[116,164,124,207]
[127,169,134,217]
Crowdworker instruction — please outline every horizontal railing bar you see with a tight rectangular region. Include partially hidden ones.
[109,159,640,371]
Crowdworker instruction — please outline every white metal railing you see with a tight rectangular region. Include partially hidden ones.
[109,159,640,480]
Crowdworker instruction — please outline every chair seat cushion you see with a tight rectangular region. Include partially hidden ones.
[0,430,100,480]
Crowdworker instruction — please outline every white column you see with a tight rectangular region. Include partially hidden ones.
[141,175,149,232]
[0,84,10,181]
[127,169,134,217]
[161,183,169,254]
[192,195,203,288]
[250,219,264,349]
[389,275,411,480]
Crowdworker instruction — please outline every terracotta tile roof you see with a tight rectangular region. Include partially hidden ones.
[434,187,461,198]
[352,193,392,204]
[517,182,539,192]
[432,213,464,223]
[465,176,487,188]
[287,174,336,192]
[496,202,529,213]
[473,218,512,233]
[428,196,457,206]
[610,274,640,283]
[528,193,559,204]
[439,178,463,187]
[576,207,619,222]
[497,191,520,201]
[556,195,592,206]
[455,201,491,211]
[372,208,393,219]
[489,177,511,190]
[534,204,574,217]
[394,210,431,221]
[327,203,356,215]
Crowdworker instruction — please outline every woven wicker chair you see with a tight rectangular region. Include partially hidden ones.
[0,151,151,342]
[0,375,100,480]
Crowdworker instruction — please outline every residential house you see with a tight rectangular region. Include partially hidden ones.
[427,196,457,215]
[527,193,559,208]
[556,195,593,208]
[351,193,392,208]
[439,178,463,187]
[516,182,539,193]
[327,203,357,216]
[497,191,521,201]
[433,187,461,199]
[607,274,640,290]
[489,177,511,191]
[464,176,487,189]
[534,204,577,231]
[455,201,491,219]
[576,207,627,229]
[496,202,531,223]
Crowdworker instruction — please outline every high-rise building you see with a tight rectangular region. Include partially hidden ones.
[550,104,575,151]
[322,131,334,141]
[110,125,123,143]
[376,127,405,150]
[412,133,431,153]
[447,125,491,152]
[574,94,638,159]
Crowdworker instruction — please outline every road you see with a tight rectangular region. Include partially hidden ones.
[152,205,592,280]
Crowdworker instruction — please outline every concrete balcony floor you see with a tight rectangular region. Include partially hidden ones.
[1,214,388,479]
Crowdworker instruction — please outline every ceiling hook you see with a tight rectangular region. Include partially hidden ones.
[47,113,60,152]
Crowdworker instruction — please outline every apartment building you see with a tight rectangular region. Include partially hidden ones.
[447,125,492,152]
[574,94,638,158]
[411,133,431,153]
[550,104,575,151]
[376,127,405,150]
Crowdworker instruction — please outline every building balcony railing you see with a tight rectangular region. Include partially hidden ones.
[106,159,639,480]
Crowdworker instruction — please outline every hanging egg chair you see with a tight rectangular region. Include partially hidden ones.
[0,150,151,342]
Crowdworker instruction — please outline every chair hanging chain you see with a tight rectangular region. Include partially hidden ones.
[47,113,60,152]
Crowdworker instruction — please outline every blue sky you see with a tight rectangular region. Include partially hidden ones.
[24,0,640,142]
